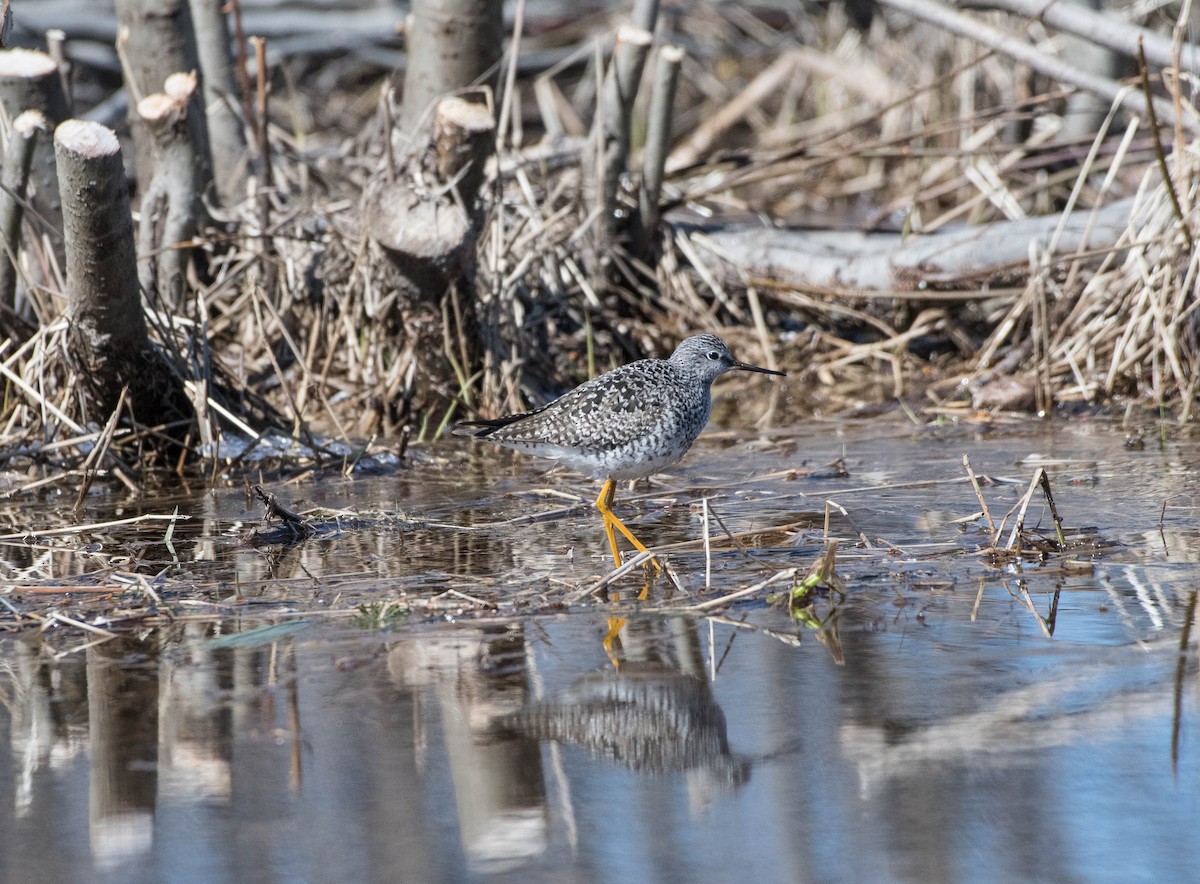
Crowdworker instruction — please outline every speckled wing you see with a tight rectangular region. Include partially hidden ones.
[476,359,675,451]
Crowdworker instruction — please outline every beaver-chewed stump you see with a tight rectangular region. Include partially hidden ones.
[359,93,495,425]
[54,119,195,460]
[0,48,70,276]
[136,71,208,310]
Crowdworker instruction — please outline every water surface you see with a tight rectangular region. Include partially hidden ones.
[1,415,1198,882]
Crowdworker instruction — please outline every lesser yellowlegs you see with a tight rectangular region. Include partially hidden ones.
[454,334,785,565]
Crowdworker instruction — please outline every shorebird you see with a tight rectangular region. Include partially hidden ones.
[454,334,784,566]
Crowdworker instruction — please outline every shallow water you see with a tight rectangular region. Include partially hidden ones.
[2,414,1199,882]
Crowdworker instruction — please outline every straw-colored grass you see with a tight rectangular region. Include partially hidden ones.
[0,0,1195,485]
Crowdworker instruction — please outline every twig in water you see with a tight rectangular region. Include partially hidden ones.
[689,567,798,612]
[577,549,658,599]
[962,453,997,544]
[825,498,872,547]
[0,513,190,541]
[1036,470,1067,549]
[706,498,774,568]
[0,592,26,620]
[74,386,127,509]
[253,484,316,536]
[43,609,117,638]
[1004,468,1045,552]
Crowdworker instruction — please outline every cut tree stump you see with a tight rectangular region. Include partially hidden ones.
[136,71,207,309]
[55,119,194,456]
[360,93,494,428]
[398,0,503,136]
[114,0,214,202]
[0,48,70,274]
[0,109,47,329]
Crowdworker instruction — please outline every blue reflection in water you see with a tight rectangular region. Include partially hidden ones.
[0,587,1197,884]
[2,420,1200,881]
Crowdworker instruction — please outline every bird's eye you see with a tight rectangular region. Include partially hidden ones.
[707,350,720,360]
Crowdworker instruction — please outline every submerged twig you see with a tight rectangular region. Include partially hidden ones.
[690,567,798,611]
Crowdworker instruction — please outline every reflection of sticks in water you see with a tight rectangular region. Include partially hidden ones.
[1173,589,1198,776]
[1005,578,1059,638]
[841,639,1179,796]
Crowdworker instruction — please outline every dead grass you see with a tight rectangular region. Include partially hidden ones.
[0,1,1195,484]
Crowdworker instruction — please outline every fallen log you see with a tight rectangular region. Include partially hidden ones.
[690,198,1132,293]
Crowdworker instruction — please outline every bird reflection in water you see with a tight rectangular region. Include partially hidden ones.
[499,617,751,804]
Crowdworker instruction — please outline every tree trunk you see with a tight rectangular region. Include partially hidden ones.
[398,0,503,137]
[362,93,493,427]
[113,0,214,201]
[55,119,194,454]
[136,71,206,308]
[0,49,70,276]
[586,26,651,282]
[188,0,247,206]
[0,110,46,331]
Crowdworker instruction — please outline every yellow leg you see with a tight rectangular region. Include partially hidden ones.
[594,479,650,567]
[603,617,624,667]
[602,576,652,669]
[596,480,657,667]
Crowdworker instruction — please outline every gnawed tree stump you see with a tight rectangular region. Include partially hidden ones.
[0,49,70,275]
[359,93,494,430]
[55,119,195,458]
[0,109,47,331]
[137,71,207,309]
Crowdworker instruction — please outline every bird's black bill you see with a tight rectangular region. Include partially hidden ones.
[733,360,786,377]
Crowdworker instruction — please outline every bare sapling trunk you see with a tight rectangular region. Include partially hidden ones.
[137,71,207,309]
[188,0,248,206]
[586,25,652,280]
[0,49,70,276]
[398,0,503,137]
[0,110,47,330]
[363,92,494,423]
[55,119,195,456]
[636,44,683,258]
[631,0,661,33]
[114,0,214,202]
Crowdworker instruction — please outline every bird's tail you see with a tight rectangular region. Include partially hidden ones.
[451,412,536,437]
